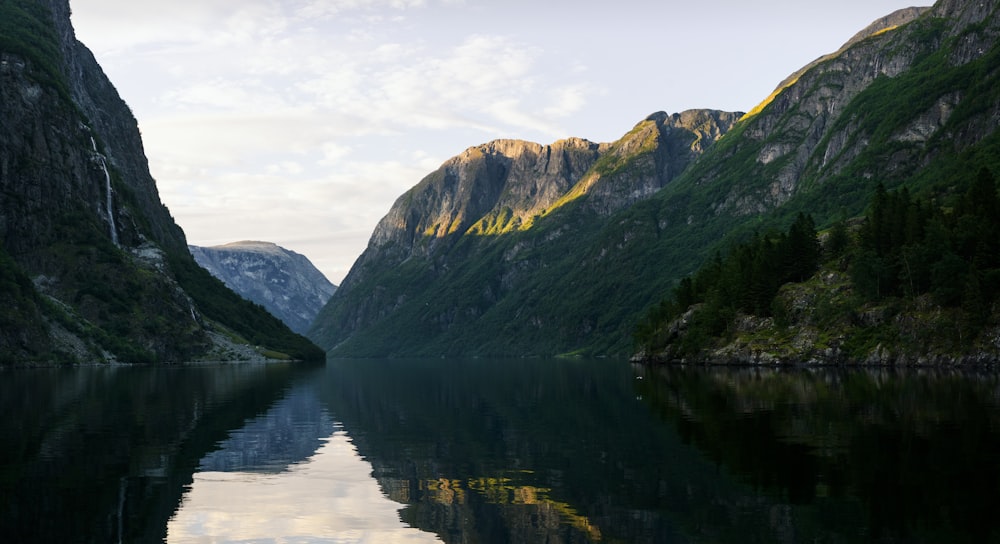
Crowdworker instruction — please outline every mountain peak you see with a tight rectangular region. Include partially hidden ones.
[841,7,931,51]
[742,6,930,122]
[310,0,1000,358]
[190,242,336,335]
[310,108,741,352]
[212,241,286,255]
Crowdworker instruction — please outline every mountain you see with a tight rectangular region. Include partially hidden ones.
[309,111,743,356]
[189,242,337,335]
[0,0,323,363]
[310,0,1000,358]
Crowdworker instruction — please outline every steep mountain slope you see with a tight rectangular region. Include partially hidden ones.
[0,0,323,363]
[312,0,1000,358]
[190,242,337,335]
[310,111,743,355]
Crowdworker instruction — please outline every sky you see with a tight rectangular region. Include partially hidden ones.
[70,0,925,284]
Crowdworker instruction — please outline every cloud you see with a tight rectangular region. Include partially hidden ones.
[158,144,433,282]
[70,0,608,282]
[73,0,926,286]
[295,0,429,20]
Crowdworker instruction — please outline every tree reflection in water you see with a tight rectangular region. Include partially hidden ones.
[635,365,1000,543]
[3,361,998,543]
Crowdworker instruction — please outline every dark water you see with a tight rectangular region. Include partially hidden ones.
[2,359,1000,543]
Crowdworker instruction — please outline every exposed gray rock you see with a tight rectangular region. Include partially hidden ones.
[312,110,740,352]
[190,242,336,335]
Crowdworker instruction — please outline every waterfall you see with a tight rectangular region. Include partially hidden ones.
[91,137,120,246]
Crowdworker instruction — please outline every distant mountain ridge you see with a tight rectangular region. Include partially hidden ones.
[309,0,1000,359]
[190,242,336,335]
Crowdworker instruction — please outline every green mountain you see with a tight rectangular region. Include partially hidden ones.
[310,0,1000,358]
[0,0,323,363]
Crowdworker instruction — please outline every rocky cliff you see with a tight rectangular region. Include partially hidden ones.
[0,0,322,363]
[310,110,741,355]
[190,242,336,335]
[311,0,1000,358]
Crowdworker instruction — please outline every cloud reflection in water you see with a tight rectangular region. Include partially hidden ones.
[167,386,440,543]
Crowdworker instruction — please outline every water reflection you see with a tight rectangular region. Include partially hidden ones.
[169,377,440,543]
[169,430,440,543]
[3,360,1000,543]
[634,365,1000,543]
[0,363,305,543]
[197,384,335,473]
[320,359,1000,544]
[318,358,694,543]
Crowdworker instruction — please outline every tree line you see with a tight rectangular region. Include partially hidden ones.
[850,167,1000,334]
[634,212,821,356]
[635,167,1000,357]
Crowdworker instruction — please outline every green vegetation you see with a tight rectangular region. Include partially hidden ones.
[0,0,71,101]
[635,169,1000,362]
[634,213,822,357]
[0,0,326,365]
[0,243,49,363]
[0,202,324,364]
[168,252,325,361]
[851,168,1000,331]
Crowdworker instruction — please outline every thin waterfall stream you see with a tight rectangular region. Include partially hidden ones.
[91,137,119,246]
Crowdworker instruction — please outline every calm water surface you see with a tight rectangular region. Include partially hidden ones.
[2,359,1000,543]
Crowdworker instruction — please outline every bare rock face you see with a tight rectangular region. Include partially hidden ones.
[190,242,336,335]
[569,110,742,216]
[365,138,605,259]
[0,1,199,362]
[715,2,1000,218]
[0,1,321,362]
[312,110,740,353]
[345,110,739,292]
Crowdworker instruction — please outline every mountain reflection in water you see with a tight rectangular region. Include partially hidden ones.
[2,360,1000,543]
[168,375,440,543]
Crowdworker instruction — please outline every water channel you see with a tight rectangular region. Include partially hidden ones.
[2,359,998,542]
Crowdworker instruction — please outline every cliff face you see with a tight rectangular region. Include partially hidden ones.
[310,110,740,355]
[190,242,337,335]
[706,1,997,219]
[47,0,185,251]
[0,0,184,260]
[0,0,321,363]
[312,0,1000,358]
[356,111,742,281]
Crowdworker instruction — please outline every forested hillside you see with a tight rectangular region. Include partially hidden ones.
[635,168,1000,364]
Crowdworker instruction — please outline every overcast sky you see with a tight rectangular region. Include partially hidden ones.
[71,0,925,284]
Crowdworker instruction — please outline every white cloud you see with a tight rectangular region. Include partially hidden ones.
[70,1,623,282]
[319,142,354,165]
[544,85,590,119]
[76,0,919,284]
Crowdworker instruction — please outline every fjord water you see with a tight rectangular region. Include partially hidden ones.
[2,360,1000,543]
